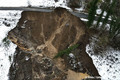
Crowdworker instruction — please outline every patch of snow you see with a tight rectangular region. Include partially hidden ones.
[21,20,27,28]
[69,53,75,58]
[25,56,29,61]
[96,9,102,14]
[80,18,88,22]
[0,0,68,8]
[103,11,107,16]
[0,0,28,7]
[0,10,22,80]
[30,0,67,7]
[29,0,71,9]
[0,41,17,80]
[86,36,120,80]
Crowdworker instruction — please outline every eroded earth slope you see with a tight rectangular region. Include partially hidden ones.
[8,8,100,80]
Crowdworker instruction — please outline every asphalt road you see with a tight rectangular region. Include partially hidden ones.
[0,7,110,23]
[0,7,88,18]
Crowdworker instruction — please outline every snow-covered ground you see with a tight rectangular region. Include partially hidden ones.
[86,36,120,80]
[0,11,22,80]
[0,0,120,80]
[0,0,67,8]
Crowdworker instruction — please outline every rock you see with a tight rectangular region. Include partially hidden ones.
[66,0,92,11]
[9,47,32,80]
[8,7,100,80]
[67,0,81,10]
[54,0,58,2]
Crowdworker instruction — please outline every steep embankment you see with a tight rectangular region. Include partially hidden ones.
[8,8,100,80]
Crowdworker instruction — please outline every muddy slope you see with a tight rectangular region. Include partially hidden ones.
[8,8,100,80]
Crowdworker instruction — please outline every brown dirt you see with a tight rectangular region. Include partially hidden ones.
[8,7,100,80]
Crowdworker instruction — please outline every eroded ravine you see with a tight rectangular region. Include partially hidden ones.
[8,8,100,80]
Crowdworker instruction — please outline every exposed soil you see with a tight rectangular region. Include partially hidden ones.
[8,7,100,80]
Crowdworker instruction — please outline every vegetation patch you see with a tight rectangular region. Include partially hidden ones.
[54,44,79,59]
[87,0,120,49]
